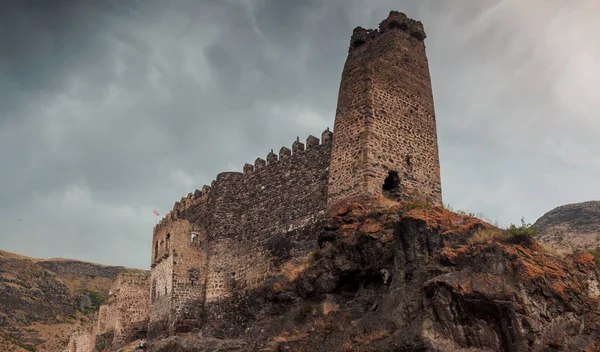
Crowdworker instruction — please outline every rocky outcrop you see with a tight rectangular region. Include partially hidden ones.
[148,197,600,352]
[534,200,600,253]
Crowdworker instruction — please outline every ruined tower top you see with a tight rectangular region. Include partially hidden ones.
[327,11,442,208]
[349,11,426,52]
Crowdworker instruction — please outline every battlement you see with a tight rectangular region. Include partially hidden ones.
[153,129,333,236]
[242,129,332,175]
[349,11,426,52]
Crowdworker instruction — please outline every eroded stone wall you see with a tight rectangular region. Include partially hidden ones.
[67,327,95,352]
[69,272,149,351]
[328,11,442,207]
[113,272,150,343]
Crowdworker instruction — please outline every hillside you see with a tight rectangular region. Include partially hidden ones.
[144,198,600,351]
[0,250,146,352]
[533,201,600,253]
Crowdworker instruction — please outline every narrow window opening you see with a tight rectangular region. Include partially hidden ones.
[382,170,401,200]
[154,241,158,260]
[166,233,171,250]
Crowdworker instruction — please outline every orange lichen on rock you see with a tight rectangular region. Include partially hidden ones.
[573,251,597,269]
[402,205,491,238]
[360,218,382,233]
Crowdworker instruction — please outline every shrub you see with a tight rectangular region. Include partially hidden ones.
[443,203,454,212]
[321,301,339,316]
[404,200,431,211]
[505,218,538,246]
[587,247,600,269]
[307,249,320,265]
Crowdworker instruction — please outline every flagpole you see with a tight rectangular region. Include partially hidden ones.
[153,210,159,225]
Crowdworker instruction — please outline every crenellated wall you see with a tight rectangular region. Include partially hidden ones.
[148,131,333,337]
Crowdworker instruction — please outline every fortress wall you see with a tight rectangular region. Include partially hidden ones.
[149,255,173,336]
[208,172,245,237]
[150,196,212,336]
[204,237,270,303]
[68,327,95,352]
[240,131,332,238]
[96,304,117,334]
[200,133,332,304]
[168,221,207,334]
[114,273,150,343]
[151,190,211,265]
[77,272,150,350]
[93,299,116,350]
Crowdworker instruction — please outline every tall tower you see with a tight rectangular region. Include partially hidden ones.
[327,11,442,208]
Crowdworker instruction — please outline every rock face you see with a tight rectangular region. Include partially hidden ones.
[534,201,600,253]
[146,197,600,352]
[0,250,145,352]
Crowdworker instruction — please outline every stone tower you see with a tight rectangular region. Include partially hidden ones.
[327,11,442,208]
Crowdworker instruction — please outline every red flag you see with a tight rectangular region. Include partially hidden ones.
[153,210,159,216]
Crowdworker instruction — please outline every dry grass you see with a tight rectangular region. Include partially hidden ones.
[281,250,319,281]
[321,301,339,316]
[467,228,507,245]
[273,330,309,344]
[281,259,311,282]
[366,330,390,341]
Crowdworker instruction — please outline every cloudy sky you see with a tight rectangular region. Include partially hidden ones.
[1,0,599,269]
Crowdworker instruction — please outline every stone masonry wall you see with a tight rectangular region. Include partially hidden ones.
[149,132,332,337]
[68,273,149,352]
[328,11,442,208]
[113,272,149,344]
[149,218,207,336]
[67,327,95,352]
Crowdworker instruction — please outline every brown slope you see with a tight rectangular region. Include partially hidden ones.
[533,201,600,253]
[0,249,147,352]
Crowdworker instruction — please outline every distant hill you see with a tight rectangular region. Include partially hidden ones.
[0,249,147,352]
[533,201,600,253]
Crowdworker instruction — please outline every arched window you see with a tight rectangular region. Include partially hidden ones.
[165,233,171,251]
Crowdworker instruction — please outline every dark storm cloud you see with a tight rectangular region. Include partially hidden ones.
[1,0,598,268]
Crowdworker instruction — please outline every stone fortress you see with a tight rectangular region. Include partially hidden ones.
[68,10,442,350]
